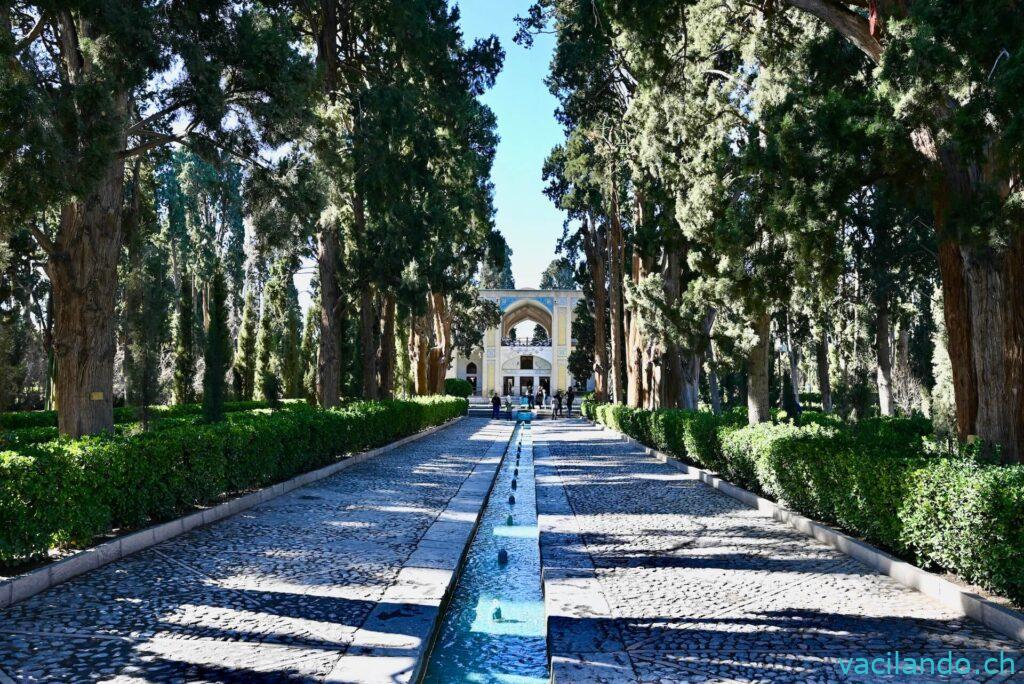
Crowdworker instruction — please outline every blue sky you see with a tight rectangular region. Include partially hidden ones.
[457,0,566,288]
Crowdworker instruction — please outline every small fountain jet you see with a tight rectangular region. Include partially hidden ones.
[498,549,509,565]
[508,494,516,505]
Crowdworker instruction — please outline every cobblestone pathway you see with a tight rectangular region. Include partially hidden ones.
[0,418,511,683]
[534,420,1024,683]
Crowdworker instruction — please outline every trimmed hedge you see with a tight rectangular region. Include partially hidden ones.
[584,403,1024,606]
[0,400,272,431]
[444,377,474,398]
[0,396,466,567]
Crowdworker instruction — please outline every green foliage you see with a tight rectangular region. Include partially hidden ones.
[121,165,172,425]
[234,286,259,401]
[568,299,595,387]
[539,257,576,289]
[0,401,271,433]
[0,397,465,566]
[586,402,1024,606]
[255,258,302,400]
[261,371,282,410]
[202,265,231,422]
[479,237,515,289]
[301,299,320,403]
[172,280,196,405]
[444,378,474,399]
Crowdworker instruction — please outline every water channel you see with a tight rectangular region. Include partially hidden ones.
[422,418,548,683]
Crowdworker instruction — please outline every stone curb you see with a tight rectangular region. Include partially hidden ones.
[326,421,518,683]
[0,416,466,612]
[589,419,1024,645]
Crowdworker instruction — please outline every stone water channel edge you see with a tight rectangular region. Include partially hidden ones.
[422,420,548,683]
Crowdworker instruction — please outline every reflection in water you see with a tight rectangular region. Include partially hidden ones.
[423,423,547,683]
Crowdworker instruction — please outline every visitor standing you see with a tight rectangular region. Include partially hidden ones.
[554,390,564,417]
[535,388,543,415]
[491,393,501,419]
[504,394,513,420]
[566,388,575,417]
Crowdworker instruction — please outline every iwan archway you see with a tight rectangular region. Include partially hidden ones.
[447,288,587,396]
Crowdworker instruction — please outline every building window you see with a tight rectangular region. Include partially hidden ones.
[520,355,533,370]
[466,362,477,374]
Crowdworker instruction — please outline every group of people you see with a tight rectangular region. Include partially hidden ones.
[490,387,576,420]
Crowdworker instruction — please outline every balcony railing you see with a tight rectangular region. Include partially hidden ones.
[501,336,552,347]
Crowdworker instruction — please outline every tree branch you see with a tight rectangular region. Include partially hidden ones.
[783,0,882,63]
[14,11,49,53]
[28,223,56,259]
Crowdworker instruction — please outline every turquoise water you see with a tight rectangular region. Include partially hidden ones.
[422,422,548,683]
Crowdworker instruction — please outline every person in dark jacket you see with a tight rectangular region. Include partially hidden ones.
[491,393,501,419]
[566,388,575,417]
[554,390,564,417]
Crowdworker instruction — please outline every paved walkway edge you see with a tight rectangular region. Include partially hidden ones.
[588,419,1024,644]
[0,416,466,612]
[327,422,516,683]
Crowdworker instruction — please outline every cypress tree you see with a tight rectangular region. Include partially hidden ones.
[172,280,196,405]
[234,286,258,400]
[300,299,320,404]
[203,264,231,422]
[255,292,276,402]
[282,286,304,399]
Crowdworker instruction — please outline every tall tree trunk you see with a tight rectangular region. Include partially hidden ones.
[681,310,715,410]
[707,344,722,415]
[816,331,833,413]
[427,292,453,395]
[1003,231,1024,463]
[379,291,396,399]
[49,162,125,437]
[317,229,344,407]
[660,250,683,409]
[963,244,1018,460]
[875,298,894,416]
[410,313,431,396]
[785,312,803,414]
[359,285,378,399]
[396,307,411,398]
[581,214,608,402]
[747,313,771,425]
[626,253,645,408]
[680,353,701,410]
[608,207,626,404]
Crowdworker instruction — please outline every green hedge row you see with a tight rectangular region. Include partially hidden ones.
[0,396,467,567]
[582,401,1024,606]
[0,400,273,431]
[444,378,474,398]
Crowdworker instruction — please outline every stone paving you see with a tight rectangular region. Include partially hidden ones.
[0,418,511,683]
[534,420,1024,683]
